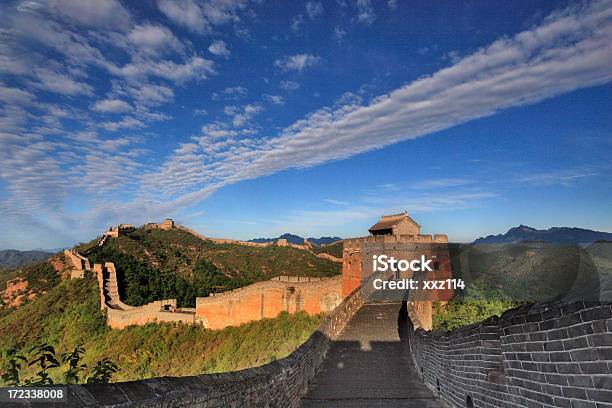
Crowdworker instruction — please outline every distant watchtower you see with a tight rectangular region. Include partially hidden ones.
[368,212,421,236]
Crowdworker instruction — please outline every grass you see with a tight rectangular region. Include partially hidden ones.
[0,277,321,384]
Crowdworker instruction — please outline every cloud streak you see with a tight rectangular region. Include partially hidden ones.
[148,0,611,201]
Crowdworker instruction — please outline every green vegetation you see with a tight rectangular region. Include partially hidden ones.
[432,242,601,332]
[0,261,59,296]
[0,277,321,384]
[2,343,120,385]
[432,277,521,332]
[433,299,518,332]
[88,228,340,307]
[21,262,60,294]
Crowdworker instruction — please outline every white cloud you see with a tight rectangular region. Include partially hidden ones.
[157,0,248,34]
[128,24,183,55]
[280,80,300,91]
[0,83,37,105]
[410,178,475,189]
[109,56,215,83]
[208,40,230,57]
[33,68,93,96]
[100,116,145,131]
[212,86,247,100]
[333,27,347,42]
[223,103,263,127]
[91,98,132,113]
[49,0,131,30]
[388,0,397,10]
[275,54,320,72]
[324,198,349,206]
[306,2,324,19]
[263,94,285,105]
[131,84,174,106]
[516,169,600,186]
[157,0,208,33]
[291,14,304,32]
[356,0,375,25]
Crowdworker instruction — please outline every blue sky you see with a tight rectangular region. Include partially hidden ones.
[0,0,611,249]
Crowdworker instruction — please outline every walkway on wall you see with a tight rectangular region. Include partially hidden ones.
[300,302,442,408]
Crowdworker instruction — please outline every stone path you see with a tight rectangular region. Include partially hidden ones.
[300,302,443,408]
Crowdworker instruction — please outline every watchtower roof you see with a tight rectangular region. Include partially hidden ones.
[368,212,421,232]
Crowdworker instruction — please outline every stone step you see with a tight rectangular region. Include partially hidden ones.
[300,303,443,408]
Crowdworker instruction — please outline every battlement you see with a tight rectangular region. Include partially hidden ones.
[144,218,175,231]
[343,234,448,250]
[103,223,135,238]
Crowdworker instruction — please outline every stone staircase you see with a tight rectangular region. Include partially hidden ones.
[300,302,442,408]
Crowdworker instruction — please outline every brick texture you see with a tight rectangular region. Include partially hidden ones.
[409,300,612,408]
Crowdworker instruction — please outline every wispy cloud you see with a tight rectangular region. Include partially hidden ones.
[275,54,320,72]
[208,40,230,58]
[516,168,600,186]
[139,0,611,214]
[356,0,376,25]
[91,98,132,113]
[157,0,247,34]
[267,190,497,237]
[324,198,349,206]
[410,178,475,189]
[305,2,324,19]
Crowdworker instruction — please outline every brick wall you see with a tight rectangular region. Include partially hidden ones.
[52,287,363,408]
[195,275,342,330]
[409,300,612,408]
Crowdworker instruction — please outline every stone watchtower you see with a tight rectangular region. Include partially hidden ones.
[342,212,453,330]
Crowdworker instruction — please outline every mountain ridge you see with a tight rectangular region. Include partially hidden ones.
[474,225,612,244]
[0,249,54,268]
[249,233,342,246]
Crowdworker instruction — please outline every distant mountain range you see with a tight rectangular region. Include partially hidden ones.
[474,225,612,245]
[249,233,342,246]
[0,249,53,268]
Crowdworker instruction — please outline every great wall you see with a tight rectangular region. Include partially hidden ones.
[63,219,344,330]
[8,213,612,407]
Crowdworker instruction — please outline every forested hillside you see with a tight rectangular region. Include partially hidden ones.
[0,277,321,384]
[86,227,340,307]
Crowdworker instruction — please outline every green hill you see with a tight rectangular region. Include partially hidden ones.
[0,276,321,384]
[86,227,340,307]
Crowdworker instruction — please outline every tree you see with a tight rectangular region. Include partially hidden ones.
[24,344,60,385]
[61,345,87,384]
[1,349,27,386]
[86,358,119,384]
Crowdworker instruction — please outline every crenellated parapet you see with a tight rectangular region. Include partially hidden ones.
[343,234,448,252]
